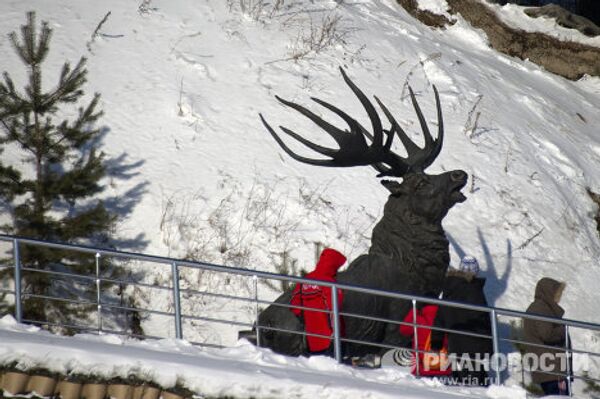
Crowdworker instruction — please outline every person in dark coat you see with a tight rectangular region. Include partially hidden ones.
[290,248,346,355]
[430,256,493,386]
[523,277,570,396]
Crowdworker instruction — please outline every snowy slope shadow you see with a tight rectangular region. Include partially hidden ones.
[90,127,150,252]
[447,229,513,307]
[447,229,515,368]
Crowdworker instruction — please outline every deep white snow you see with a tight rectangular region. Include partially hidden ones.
[1,0,600,397]
[0,315,529,399]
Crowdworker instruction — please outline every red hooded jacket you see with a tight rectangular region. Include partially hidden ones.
[291,248,346,353]
[399,304,451,376]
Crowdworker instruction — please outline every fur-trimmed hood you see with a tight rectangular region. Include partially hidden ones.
[534,277,566,314]
[446,268,478,282]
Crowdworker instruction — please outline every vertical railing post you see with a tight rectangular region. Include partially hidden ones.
[412,299,420,376]
[331,283,342,363]
[565,325,572,397]
[491,309,501,385]
[171,262,182,339]
[95,253,103,333]
[253,275,261,347]
[13,239,22,323]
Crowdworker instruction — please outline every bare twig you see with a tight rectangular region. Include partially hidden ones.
[228,0,272,21]
[470,112,481,135]
[517,227,544,250]
[177,78,184,117]
[138,0,159,15]
[87,11,113,52]
[504,143,511,173]
[469,173,478,194]
[269,0,285,18]
[262,250,302,292]
[287,11,356,61]
[92,11,112,38]
[463,94,483,137]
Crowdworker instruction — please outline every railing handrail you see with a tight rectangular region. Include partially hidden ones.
[3,233,599,331]
[5,233,600,394]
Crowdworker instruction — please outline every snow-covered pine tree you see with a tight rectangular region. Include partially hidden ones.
[0,12,136,332]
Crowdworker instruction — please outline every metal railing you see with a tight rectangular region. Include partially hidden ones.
[1,234,600,395]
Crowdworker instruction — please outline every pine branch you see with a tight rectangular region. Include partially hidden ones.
[0,117,36,154]
[0,158,24,198]
[52,93,102,150]
[45,58,88,107]
[8,12,52,65]
[0,72,29,112]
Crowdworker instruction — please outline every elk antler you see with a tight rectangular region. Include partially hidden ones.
[259,67,444,177]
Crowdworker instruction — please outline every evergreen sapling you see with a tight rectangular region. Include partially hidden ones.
[0,12,140,334]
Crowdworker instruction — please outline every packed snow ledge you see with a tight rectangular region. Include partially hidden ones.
[0,316,525,399]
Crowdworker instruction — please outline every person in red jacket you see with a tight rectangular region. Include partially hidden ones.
[290,248,347,355]
[399,301,451,378]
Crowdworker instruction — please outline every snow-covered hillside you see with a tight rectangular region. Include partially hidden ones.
[1,0,600,394]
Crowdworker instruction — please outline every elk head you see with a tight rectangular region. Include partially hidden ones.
[260,67,467,226]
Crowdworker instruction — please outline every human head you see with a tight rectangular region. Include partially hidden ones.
[534,277,566,305]
[315,248,347,277]
[459,255,480,275]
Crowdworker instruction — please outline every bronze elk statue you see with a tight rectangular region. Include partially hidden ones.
[254,67,467,357]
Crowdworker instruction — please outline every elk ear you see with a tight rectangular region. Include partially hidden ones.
[381,179,408,195]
